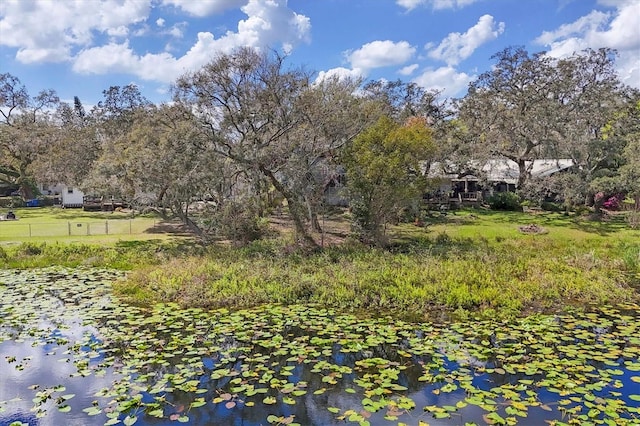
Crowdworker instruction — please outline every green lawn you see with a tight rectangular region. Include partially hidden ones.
[0,207,178,245]
[393,208,637,244]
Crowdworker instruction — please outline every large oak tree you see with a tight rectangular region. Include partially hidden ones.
[0,73,59,199]
[174,47,369,247]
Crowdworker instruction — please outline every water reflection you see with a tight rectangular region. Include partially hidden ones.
[1,268,639,426]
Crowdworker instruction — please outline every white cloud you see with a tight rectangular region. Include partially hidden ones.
[428,14,504,66]
[396,0,480,12]
[5,0,309,84]
[535,10,610,48]
[535,1,640,88]
[315,67,365,83]
[73,34,218,82]
[617,51,640,88]
[72,0,312,84]
[398,64,419,76]
[236,0,311,50]
[0,0,310,84]
[160,0,246,17]
[412,66,473,98]
[0,0,150,63]
[107,25,130,37]
[168,22,187,38]
[315,40,415,85]
[347,40,415,72]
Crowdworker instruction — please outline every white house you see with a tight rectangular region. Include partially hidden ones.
[425,159,576,205]
[61,186,85,208]
[39,183,86,208]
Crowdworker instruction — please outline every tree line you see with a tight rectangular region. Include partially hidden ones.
[1,46,638,247]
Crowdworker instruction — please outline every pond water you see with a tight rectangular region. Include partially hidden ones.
[1,268,639,426]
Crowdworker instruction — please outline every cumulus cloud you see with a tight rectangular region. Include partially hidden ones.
[315,67,365,83]
[396,0,480,12]
[347,40,415,72]
[534,1,640,88]
[0,0,150,63]
[160,0,246,17]
[428,14,504,66]
[72,0,311,83]
[167,22,187,38]
[72,34,220,82]
[1,0,310,84]
[236,0,311,51]
[412,66,473,98]
[398,64,419,76]
[314,40,415,85]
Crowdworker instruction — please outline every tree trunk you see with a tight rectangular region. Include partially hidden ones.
[172,201,210,243]
[306,198,322,232]
[259,165,319,249]
[17,169,35,200]
[516,158,528,189]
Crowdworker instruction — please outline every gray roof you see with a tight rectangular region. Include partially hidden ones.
[428,159,576,185]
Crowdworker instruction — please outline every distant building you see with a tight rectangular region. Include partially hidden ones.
[39,183,85,208]
[425,159,576,205]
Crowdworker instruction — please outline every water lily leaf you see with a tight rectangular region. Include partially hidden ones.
[190,398,206,408]
[123,415,137,426]
[267,414,280,423]
[434,411,450,419]
[263,396,277,405]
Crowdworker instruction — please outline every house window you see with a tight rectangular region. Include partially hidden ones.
[67,188,74,194]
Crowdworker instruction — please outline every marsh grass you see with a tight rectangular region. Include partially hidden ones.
[0,239,205,269]
[117,217,639,319]
[3,207,638,319]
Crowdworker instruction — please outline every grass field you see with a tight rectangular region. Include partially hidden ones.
[393,208,637,245]
[0,207,185,245]
[114,208,640,319]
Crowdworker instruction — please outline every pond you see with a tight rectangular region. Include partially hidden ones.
[1,268,639,426]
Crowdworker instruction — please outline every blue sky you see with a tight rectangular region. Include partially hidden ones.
[1,0,638,107]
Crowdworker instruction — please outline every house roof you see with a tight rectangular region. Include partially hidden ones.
[427,159,576,185]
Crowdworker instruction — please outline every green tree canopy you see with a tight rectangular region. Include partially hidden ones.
[343,116,435,246]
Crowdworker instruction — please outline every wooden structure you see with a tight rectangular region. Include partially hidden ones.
[83,196,126,211]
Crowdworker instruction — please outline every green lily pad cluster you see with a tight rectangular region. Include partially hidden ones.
[1,268,639,426]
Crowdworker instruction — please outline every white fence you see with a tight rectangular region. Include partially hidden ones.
[0,220,154,238]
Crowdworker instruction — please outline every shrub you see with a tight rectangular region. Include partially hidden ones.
[0,197,25,208]
[204,200,268,244]
[487,192,522,211]
[627,211,640,229]
[17,242,44,256]
[602,194,622,210]
[541,201,562,212]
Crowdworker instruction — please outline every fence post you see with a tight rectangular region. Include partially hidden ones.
[106,220,109,235]
[29,223,32,238]
[68,221,71,236]
[129,219,132,234]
